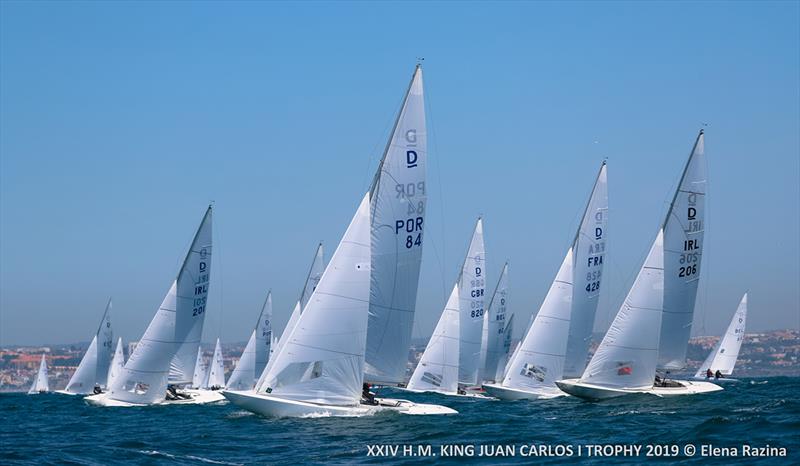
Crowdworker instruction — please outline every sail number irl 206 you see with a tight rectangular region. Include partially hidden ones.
[193,257,209,316]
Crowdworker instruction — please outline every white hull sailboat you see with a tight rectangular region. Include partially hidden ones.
[28,354,50,395]
[557,131,722,400]
[57,298,114,395]
[180,338,227,404]
[485,162,608,401]
[226,292,272,391]
[87,206,213,407]
[405,218,492,400]
[693,293,748,383]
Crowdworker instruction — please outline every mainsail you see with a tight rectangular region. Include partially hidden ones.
[407,285,460,393]
[106,338,125,389]
[28,354,49,394]
[481,262,509,382]
[227,292,273,390]
[206,338,225,389]
[580,230,665,389]
[658,130,706,370]
[458,218,486,385]
[65,298,114,394]
[563,162,609,377]
[108,206,212,405]
[695,293,747,377]
[258,193,371,406]
[365,65,428,384]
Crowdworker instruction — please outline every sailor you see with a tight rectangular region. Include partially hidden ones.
[457,387,467,395]
[166,384,179,400]
[715,370,723,380]
[362,382,376,405]
[706,368,713,379]
[93,384,102,395]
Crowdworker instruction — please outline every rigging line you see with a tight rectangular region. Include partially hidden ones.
[425,68,448,306]
[360,76,408,195]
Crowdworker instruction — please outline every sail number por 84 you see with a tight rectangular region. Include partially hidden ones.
[396,216,423,249]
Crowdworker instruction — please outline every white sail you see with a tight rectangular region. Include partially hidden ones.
[108,206,212,405]
[659,131,706,370]
[65,298,114,393]
[206,338,225,389]
[580,230,664,389]
[256,244,325,391]
[191,347,208,389]
[227,292,273,390]
[494,313,515,382]
[481,262,509,382]
[501,250,574,394]
[695,293,747,377]
[365,65,428,384]
[458,218,486,385]
[407,285,460,393]
[564,162,608,377]
[28,354,49,394]
[106,338,125,389]
[258,193,371,406]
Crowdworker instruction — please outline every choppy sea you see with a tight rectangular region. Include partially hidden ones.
[1,377,797,465]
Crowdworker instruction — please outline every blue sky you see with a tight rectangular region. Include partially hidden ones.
[1,1,798,346]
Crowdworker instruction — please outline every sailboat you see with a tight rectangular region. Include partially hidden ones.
[28,354,49,394]
[87,206,214,407]
[484,161,607,400]
[227,292,272,391]
[190,347,208,389]
[406,218,490,398]
[106,338,125,389]
[694,293,748,382]
[224,195,453,417]
[206,338,225,389]
[557,130,722,400]
[58,298,114,395]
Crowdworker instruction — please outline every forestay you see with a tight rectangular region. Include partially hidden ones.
[407,285,460,393]
[227,292,273,390]
[580,230,665,389]
[695,293,747,377]
[458,218,486,386]
[365,65,428,384]
[108,206,212,405]
[65,298,114,394]
[258,193,371,406]
[564,162,608,378]
[502,250,573,394]
[659,131,706,370]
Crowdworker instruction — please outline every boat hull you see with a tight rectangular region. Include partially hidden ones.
[691,376,739,383]
[222,390,457,418]
[555,378,723,401]
[85,388,226,407]
[54,390,82,396]
[394,386,493,399]
[481,383,564,401]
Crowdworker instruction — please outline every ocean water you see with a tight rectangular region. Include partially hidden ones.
[1,377,797,465]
